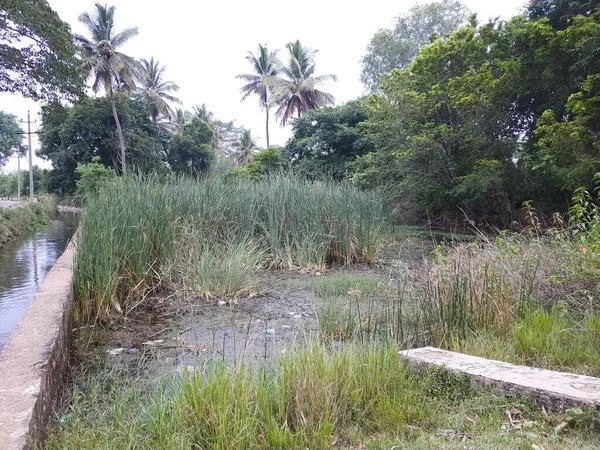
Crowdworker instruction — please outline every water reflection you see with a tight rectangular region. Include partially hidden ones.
[0,214,77,352]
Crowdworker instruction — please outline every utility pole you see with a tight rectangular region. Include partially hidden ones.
[19,112,36,203]
[17,150,20,199]
[27,111,33,203]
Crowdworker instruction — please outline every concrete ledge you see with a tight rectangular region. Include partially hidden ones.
[0,238,76,449]
[399,347,600,410]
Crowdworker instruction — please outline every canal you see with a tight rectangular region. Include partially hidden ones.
[0,213,78,352]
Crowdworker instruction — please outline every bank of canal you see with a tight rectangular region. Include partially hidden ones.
[0,213,78,352]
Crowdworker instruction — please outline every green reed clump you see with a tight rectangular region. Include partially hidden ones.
[73,174,385,323]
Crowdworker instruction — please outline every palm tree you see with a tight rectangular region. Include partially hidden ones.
[236,44,279,148]
[137,57,181,125]
[192,103,214,123]
[270,40,337,126]
[234,128,258,165]
[172,108,191,136]
[74,3,139,174]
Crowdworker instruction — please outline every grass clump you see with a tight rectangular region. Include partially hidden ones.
[73,174,385,323]
[44,344,436,450]
[0,198,56,247]
[512,307,600,374]
[314,272,382,298]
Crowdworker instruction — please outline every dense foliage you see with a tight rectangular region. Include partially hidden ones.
[339,0,600,224]
[285,100,374,180]
[0,0,82,101]
[0,111,23,168]
[39,97,168,195]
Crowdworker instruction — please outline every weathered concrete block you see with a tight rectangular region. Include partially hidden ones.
[399,347,600,410]
[0,239,76,449]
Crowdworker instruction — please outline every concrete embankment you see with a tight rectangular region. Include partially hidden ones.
[0,236,76,449]
[400,347,600,410]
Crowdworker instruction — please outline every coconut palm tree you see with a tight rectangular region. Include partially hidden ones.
[192,103,214,123]
[236,44,280,148]
[74,3,139,174]
[271,40,337,126]
[172,108,191,136]
[136,57,181,125]
[234,128,258,165]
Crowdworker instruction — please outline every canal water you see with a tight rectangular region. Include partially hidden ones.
[0,214,78,352]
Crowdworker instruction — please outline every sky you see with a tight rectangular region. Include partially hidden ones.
[0,0,527,172]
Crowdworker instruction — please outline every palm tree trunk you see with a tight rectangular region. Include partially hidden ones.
[110,87,127,175]
[266,108,270,149]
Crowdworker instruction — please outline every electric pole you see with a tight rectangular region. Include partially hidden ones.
[17,150,20,199]
[19,112,36,203]
[27,111,33,203]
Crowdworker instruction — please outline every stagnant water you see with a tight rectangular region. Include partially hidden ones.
[0,213,78,352]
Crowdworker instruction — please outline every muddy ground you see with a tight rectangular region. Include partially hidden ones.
[76,234,452,376]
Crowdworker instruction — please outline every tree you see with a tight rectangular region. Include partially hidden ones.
[75,156,116,201]
[354,23,523,223]
[270,40,337,126]
[528,0,600,29]
[0,111,23,168]
[136,57,181,125]
[172,108,191,135]
[39,97,167,195]
[233,129,258,164]
[285,100,374,180]
[74,3,139,175]
[237,44,280,148]
[360,0,470,91]
[167,117,215,175]
[0,0,82,101]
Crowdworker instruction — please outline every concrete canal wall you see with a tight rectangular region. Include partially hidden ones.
[0,237,76,449]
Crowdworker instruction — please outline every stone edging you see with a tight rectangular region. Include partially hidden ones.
[0,234,77,449]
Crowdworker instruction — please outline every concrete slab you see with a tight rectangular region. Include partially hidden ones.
[399,347,600,410]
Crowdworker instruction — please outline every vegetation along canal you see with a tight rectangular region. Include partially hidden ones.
[0,213,77,352]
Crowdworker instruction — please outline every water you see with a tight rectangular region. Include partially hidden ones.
[0,214,78,352]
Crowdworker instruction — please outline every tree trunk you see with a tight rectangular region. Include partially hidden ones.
[110,87,126,175]
[265,108,270,149]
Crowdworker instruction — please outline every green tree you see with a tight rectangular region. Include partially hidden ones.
[285,100,374,180]
[39,97,167,195]
[0,0,82,101]
[233,128,258,164]
[528,0,600,29]
[167,117,215,175]
[354,23,522,222]
[236,44,280,147]
[172,108,191,135]
[74,3,139,175]
[360,0,469,91]
[137,57,181,125]
[271,40,337,126]
[75,156,116,201]
[0,111,23,168]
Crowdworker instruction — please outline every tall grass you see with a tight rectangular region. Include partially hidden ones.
[73,174,385,323]
[44,343,437,450]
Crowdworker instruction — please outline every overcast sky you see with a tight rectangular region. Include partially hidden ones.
[0,0,527,172]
